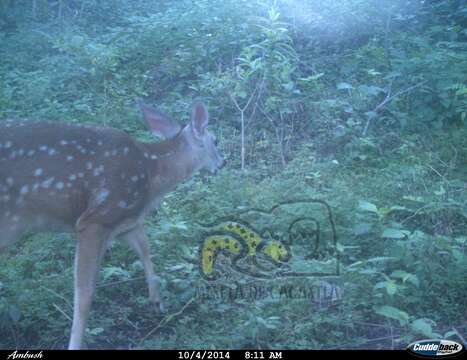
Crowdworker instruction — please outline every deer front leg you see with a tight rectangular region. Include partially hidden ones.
[121,225,164,312]
[69,223,108,350]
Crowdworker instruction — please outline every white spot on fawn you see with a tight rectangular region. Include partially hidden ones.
[41,177,55,189]
[95,189,110,205]
[93,165,104,177]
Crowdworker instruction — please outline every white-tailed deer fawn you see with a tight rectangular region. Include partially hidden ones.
[0,100,224,349]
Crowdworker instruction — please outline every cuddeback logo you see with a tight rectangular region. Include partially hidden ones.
[407,339,465,358]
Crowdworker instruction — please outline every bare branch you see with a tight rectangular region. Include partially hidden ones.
[362,80,427,136]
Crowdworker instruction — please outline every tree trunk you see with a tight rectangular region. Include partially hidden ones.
[32,0,37,19]
[241,110,245,172]
[58,0,63,23]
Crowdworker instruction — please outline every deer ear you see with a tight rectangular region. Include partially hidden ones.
[137,99,181,139]
[190,102,209,139]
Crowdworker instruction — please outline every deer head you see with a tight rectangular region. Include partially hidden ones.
[138,99,225,175]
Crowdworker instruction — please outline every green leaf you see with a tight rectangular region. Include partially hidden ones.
[102,266,130,281]
[9,305,21,323]
[411,319,435,338]
[365,111,377,119]
[444,330,457,338]
[366,256,398,263]
[358,200,378,213]
[299,73,324,82]
[336,242,344,252]
[386,281,397,296]
[391,270,419,287]
[87,327,104,336]
[237,90,247,99]
[378,207,394,216]
[391,270,411,280]
[403,196,425,202]
[382,228,410,239]
[337,82,353,90]
[353,223,372,235]
[389,205,407,212]
[367,69,382,76]
[359,84,384,96]
[374,305,409,325]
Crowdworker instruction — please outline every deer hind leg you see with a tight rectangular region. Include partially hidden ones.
[68,223,109,350]
[120,225,164,312]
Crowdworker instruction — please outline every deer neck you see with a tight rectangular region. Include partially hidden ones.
[138,132,199,199]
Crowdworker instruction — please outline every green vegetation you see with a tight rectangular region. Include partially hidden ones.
[1,0,466,349]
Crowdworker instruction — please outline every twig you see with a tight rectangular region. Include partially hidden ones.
[426,164,445,180]
[52,303,72,323]
[362,80,427,136]
[96,276,145,289]
[352,320,403,329]
[228,83,258,172]
[138,297,196,347]
[41,286,73,311]
[452,327,467,346]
